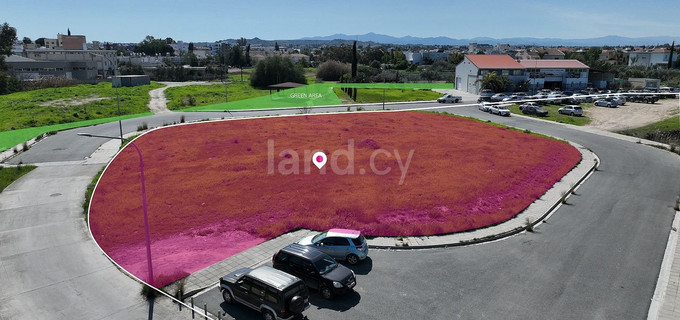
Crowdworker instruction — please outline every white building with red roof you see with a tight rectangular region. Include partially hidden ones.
[454,54,525,94]
[518,59,589,92]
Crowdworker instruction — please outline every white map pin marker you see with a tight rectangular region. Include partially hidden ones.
[312,152,327,169]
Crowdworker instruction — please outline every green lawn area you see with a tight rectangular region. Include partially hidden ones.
[0,82,163,132]
[507,104,592,126]
[165,75,270,110]
[0,112,152,152]
[0,165,37,192]
[617,115,680,150]
[333,87,442,104]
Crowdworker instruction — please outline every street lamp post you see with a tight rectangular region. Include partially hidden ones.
[90,52,124,144]
[78,133,154,286]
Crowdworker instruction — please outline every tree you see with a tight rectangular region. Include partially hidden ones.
[478,72,511,93]
[669,41,675,69]
[274,42,280,52]
[237,37,247,46]
[250,55,306,87]
[316,60,350,81]
[421,69,439,82]
[245,44,251,66]
[134,35,174,56]
[0,22,18,56]
[0,22,18,95]
[35,37,45,47]
[448,52,464,65]
[351,41,358,100]
[188,42,194,52]
[229,45,243,67]
[22,37,31,44]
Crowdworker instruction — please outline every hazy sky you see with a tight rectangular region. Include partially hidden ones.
[4,0,679,43]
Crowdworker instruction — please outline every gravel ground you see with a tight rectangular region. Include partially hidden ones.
[586,98,679,131]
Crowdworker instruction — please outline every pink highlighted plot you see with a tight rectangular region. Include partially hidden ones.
[89,112,581,287]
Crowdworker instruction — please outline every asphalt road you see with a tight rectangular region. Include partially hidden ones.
[2,101,679,319]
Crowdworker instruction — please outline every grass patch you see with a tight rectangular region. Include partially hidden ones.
[617,115,680,151]
[165,75,270,110]
[426,111,570,144]
[0,82,163,132]
[83,166,105,220]
[335,88,442,104]
[507,104,592,126]
[0,165,37,192]
[0,112,153,152]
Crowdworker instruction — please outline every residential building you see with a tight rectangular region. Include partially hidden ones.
[628,48,677,67]
[403,50,449,65]
[21,49,117,78]
[192,47,212,59]
[455,54,525,94]
[494,43,511,53]
[6,55,98,82]
[519,60,589,92]
[540,48,565,60]
[58,33,86,50]
[286,53,310,63]
[515,49,540,60]
[44,38,58,49]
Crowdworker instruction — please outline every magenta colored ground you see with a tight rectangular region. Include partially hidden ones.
[89,111,581,287]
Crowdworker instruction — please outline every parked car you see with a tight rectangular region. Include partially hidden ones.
[558,105,583,116]
[610,95,626,106]
[563,96,582,105]
[478,102,492,112]
[478,89,495,102]
[491,105,511,116]
[502,93,526,102]
[437,94,462,103]
[297,228,368,265]
[273,243,356,299]
[490,93,508,102]
[547,93,565,105]
[594,99,617,108]
[519,102,540,111]
[220,266,310,320]
[522,105,548,116]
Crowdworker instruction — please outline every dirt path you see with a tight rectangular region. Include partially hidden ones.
[585,98,679,131]
[147,81,212,114]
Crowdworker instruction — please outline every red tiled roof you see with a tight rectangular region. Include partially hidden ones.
[466,54,524,69]
[518,59,589,69]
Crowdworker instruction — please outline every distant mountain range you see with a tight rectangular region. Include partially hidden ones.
[299,32,676,46]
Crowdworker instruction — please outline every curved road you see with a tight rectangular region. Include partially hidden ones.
[1,101,679,319]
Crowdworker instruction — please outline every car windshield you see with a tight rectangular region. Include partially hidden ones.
[312,232,327,243]
[313,256,338,275]
[498,106,507,110]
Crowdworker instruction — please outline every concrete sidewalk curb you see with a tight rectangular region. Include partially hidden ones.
[648,210,680,320]
[366,141,599,249]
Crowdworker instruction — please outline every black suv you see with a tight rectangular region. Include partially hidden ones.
[220,266,309,320]
[273,243,356,299]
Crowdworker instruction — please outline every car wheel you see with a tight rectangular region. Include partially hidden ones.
[320,285,333,300]
[570,112,574,116]
[262,310,275,320]
[346,254,359,265]
[222,290,234,304]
